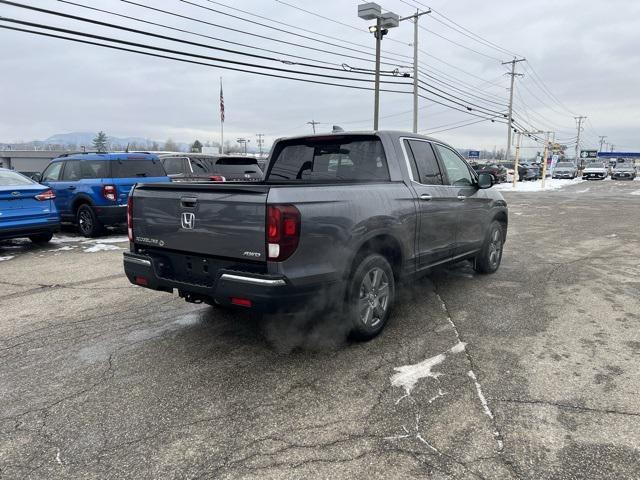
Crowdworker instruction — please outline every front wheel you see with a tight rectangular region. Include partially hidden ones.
[474,221,504,274]
[347,254,395,341]
[76,204,103,237]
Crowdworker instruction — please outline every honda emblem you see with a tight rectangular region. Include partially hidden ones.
[181,212,195,229]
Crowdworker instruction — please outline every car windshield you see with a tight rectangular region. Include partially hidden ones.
[556,162,574,168]
[615,163,634,170]
[0,170,35,186]
[587,162,604,168]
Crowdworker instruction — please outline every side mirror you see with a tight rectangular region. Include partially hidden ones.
[477,172,493,189]
[32,173,42,183]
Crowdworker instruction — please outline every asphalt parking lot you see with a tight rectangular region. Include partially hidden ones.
[1,179,639,480]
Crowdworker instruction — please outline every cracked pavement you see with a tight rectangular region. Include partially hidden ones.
[1,179,639,479]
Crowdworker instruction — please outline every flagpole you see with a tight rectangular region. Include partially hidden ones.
[220,77,224,154]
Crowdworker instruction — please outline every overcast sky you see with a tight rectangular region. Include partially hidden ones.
[1,0,639,154]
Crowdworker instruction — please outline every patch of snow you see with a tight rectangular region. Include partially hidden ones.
[606,234,617,238]
[575,188,590,193]
[0,255,14,262]
[56,448,62,465]
[82,236,129,244]
[83,243,122,253]
[494,177,584,192]
[450,341,467,354]
[630,190,640,196]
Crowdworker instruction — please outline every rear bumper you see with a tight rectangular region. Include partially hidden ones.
[123,251,342,313]
[94,205,127,225]
[0,221,60,240]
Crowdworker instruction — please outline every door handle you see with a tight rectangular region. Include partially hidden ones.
[180,196,198,208]
[457,195,466,200]
[419,194,432,201]
[67,186,76,190]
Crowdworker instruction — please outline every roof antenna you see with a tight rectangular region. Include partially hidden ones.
[332,125,344,133]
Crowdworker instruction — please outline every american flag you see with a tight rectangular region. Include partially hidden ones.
[219,79,225,123]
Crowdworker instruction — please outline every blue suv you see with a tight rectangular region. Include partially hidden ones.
[39,152,170,237]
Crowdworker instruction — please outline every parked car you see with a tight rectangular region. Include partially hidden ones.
[502,162,537,181]
[39,152,170,237]
[611,162,637,180]
[0,168,60,244]
[582,161,608,180]
[124,131,508,340]
[520,162,541,179]
[472,163,507,183]
[160,153,263,182]
[552,162,578,179]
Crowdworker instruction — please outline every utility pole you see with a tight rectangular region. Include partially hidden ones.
[399,9,430,133]
[307,119,320,134]
[574,116,587,163]
[598,135,607,152]
[502,58,525,164]
[541,131,554,189]
[610,144,615,152]
[512,131,523,188]
[256,133,264,157]
[373,16,383,130]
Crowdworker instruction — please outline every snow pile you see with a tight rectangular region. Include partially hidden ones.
[0,256,14,262]
[494,177,584,192]
[630,190,640,196]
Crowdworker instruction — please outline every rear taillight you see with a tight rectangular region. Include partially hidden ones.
[267,204,300,261]
[209,175,226,182]
[102,184,117,201]
[127,196,133,241]
[34,189,55,201]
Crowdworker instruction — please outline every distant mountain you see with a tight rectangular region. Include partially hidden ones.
[43,132,155,148]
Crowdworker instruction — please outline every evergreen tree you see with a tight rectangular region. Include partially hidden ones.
[190,139,203,153]
[92,131,108,152]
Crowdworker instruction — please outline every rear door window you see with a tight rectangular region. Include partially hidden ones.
[80,160,109,179]
[216,157,258,166]
[267,136,389,182]
[405,140,443,185]
[112,159,166,178]
[61,160,81,181]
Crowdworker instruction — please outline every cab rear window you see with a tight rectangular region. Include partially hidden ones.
[267,136,389,182]
[111,159,166,178]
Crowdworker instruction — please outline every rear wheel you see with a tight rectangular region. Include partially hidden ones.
[28,233,53,245]
[76,204,103,237]
[474,221,504,274]
[347,254,395,341]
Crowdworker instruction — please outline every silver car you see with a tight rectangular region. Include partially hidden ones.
[611,162,637,180]
[552,162,578,179]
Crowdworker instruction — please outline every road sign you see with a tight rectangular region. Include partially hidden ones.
[580,150,598,159]
[468,150,480,159]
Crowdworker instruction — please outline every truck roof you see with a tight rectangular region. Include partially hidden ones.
[51,152,160,162]
[274,130,443,144]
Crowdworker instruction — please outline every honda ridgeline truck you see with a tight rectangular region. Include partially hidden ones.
[124,131,508,339]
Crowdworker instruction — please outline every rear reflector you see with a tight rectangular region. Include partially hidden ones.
[134,276,148,286]
[209,175,226,182]
[231,297,252,308]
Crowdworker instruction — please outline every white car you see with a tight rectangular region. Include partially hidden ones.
[582,161,608,180]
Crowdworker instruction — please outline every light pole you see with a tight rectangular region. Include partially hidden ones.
[358,3,399,130]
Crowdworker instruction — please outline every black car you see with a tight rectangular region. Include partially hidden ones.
[502,162,537,181]
[472,163,507,183]
[160,154,262,182]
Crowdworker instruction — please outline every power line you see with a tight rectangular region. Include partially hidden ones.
[0,23,413,93]
[418,24,502,62]
[0,15,413,86]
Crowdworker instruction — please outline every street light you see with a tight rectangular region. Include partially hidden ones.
[358,3,399,130]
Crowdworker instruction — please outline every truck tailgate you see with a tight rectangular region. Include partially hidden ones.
[132,183,269,261]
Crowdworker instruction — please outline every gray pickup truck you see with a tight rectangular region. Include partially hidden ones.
[123,131,507,339]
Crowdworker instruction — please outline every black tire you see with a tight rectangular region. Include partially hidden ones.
[28,232,53,245]
[474,221,504,274]
[346,254,395,341]
[76,204,103,237]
